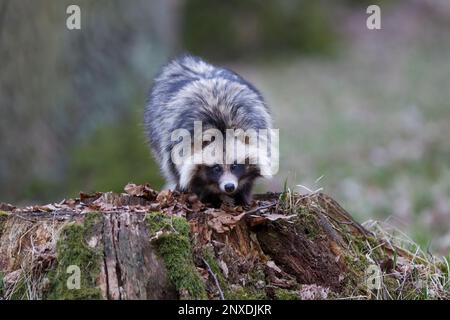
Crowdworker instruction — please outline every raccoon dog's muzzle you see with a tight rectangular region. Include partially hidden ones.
[219,172,238,194]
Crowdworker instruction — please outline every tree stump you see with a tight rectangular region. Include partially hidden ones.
[0,184,447,300]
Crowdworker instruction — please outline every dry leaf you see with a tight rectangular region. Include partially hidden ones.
[207,211,246,233]
[156,189,175,207]
[124,183,157,200]
[80,191,102,204]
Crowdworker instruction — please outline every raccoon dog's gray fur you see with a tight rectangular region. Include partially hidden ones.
[144,55,273,206]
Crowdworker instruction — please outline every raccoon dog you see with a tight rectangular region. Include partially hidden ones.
[144,55,273,207]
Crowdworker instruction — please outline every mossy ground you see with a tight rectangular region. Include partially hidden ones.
[274,288,298,300]
[46,212,103,300]
[145,212,206,299]
[339,231,448,299]
[9,277,28,300]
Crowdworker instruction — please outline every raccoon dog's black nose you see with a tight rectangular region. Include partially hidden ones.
[224,183,235,193]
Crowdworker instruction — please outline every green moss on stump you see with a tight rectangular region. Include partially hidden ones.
[274,288,299,300]
[145,212,207,299]
[83,211,102,234]
[146,211,189,237]
[46,212,103,300]
[226,286,266,300]
[202,247,227,289]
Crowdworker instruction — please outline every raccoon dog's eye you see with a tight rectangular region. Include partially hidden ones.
[230,164,244,173]
[211,165,222,174]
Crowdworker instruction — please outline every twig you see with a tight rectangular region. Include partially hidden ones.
[202,258,225,300]
[15,214,37,223]
[243,202,277,216]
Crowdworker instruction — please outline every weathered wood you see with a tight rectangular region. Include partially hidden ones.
[0,210,176,300]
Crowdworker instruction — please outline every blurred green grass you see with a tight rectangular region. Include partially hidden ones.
[182,0,338,60]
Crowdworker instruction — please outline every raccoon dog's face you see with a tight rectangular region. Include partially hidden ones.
[202,162,256,195]
[189,161,260,200]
